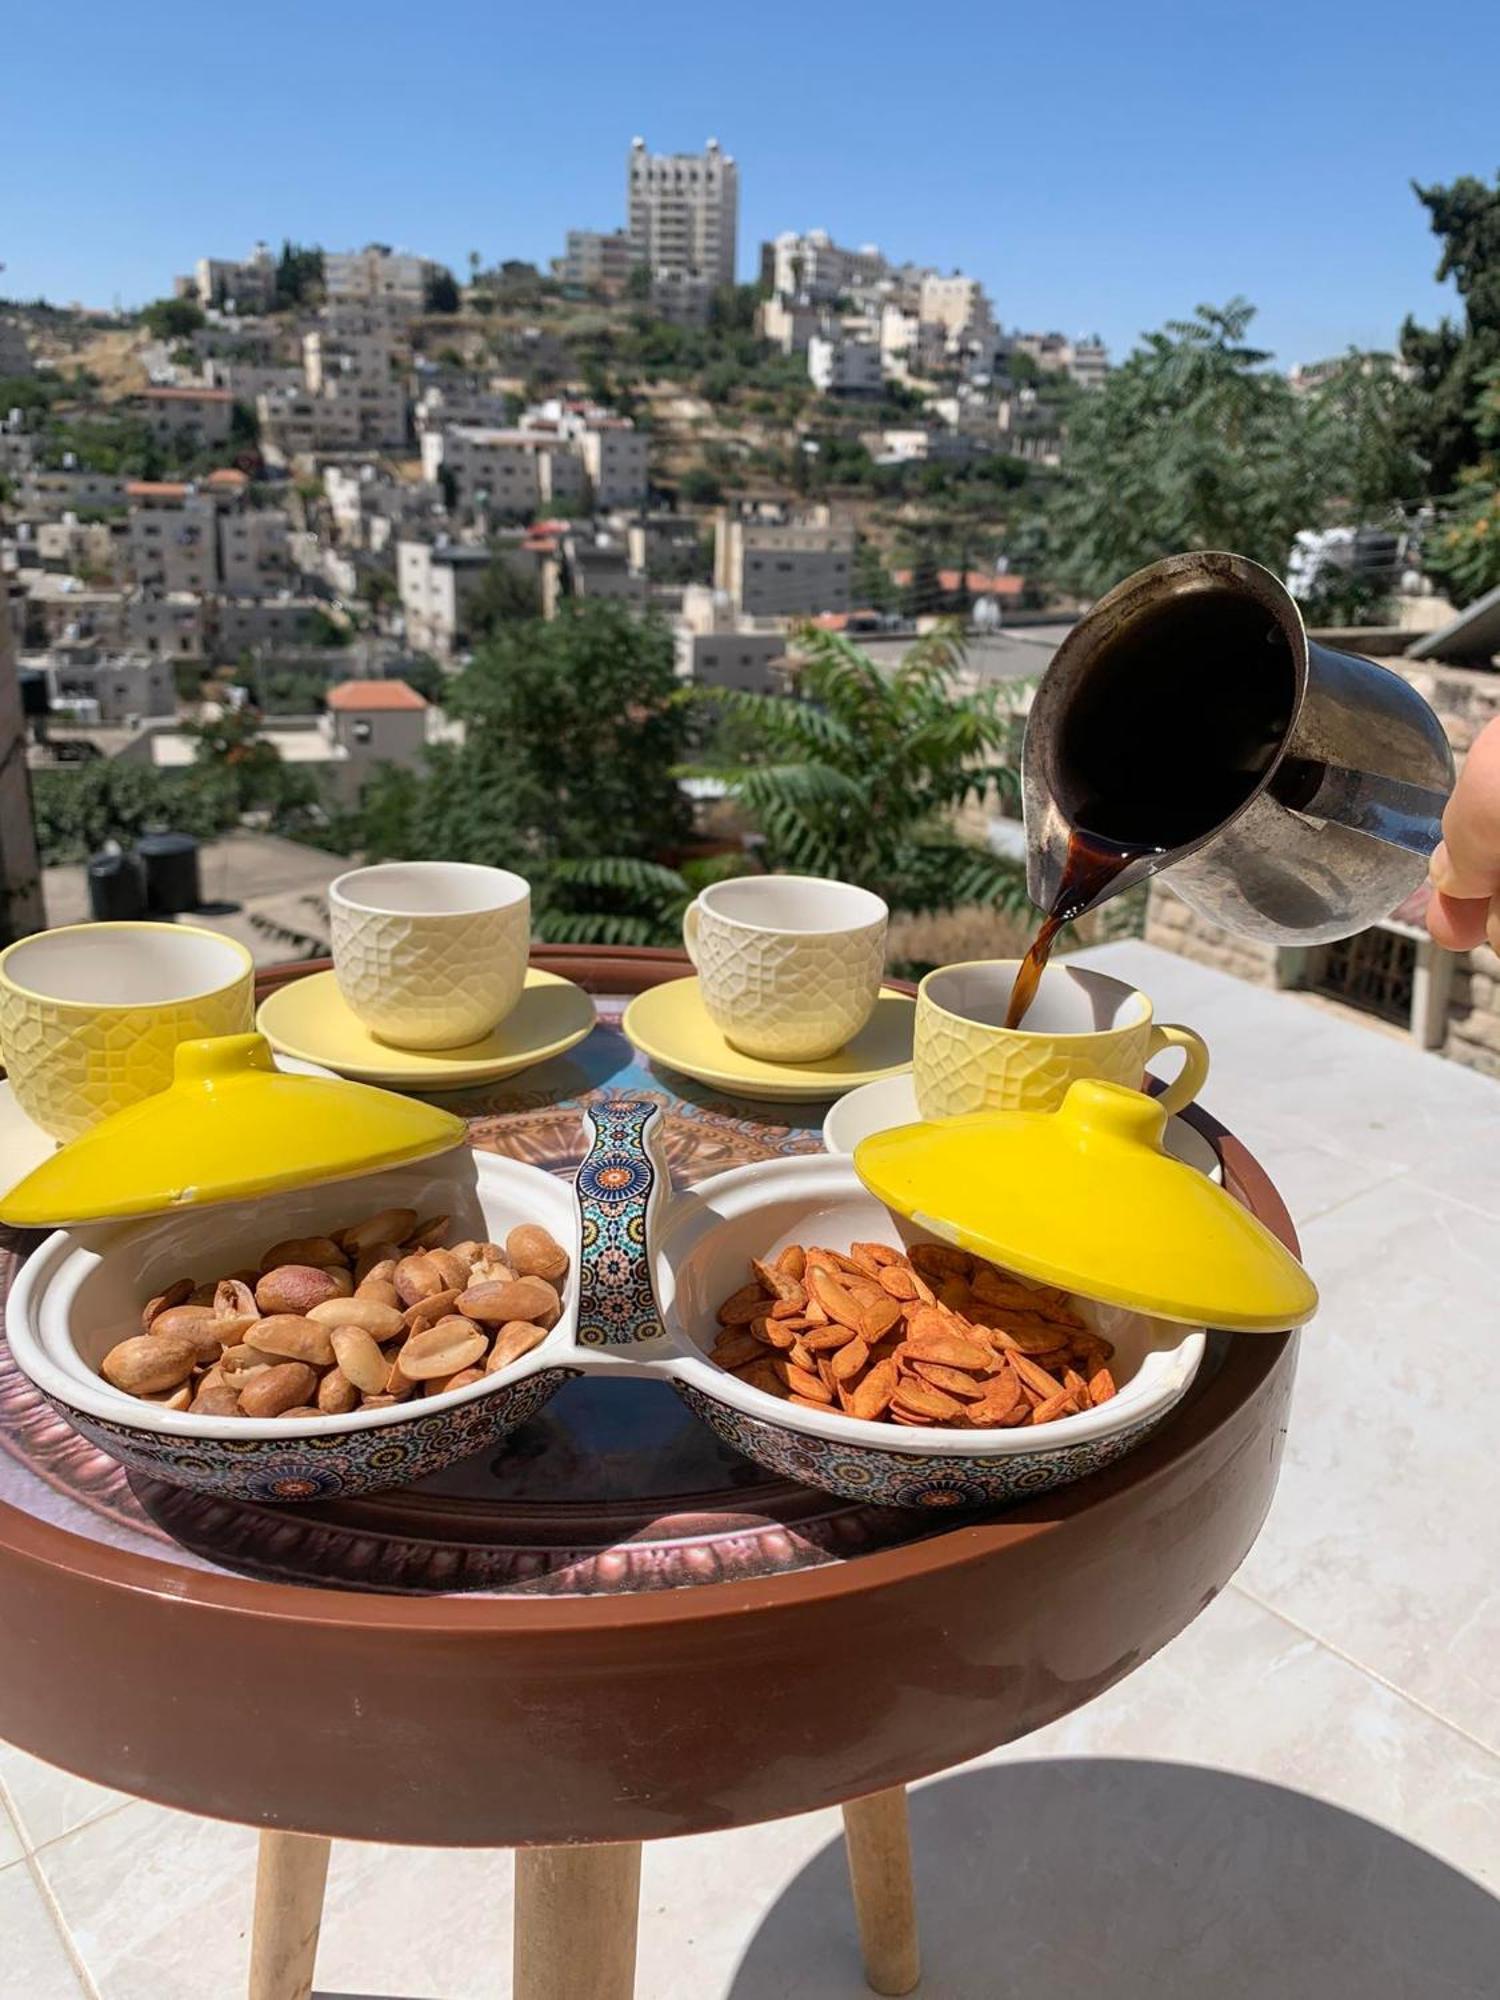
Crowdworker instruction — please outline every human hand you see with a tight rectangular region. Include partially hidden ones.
[1427,715,1500,952]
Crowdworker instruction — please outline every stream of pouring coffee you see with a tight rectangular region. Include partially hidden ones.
[1003,830,1153,1030]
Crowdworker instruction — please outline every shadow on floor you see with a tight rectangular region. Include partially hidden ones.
[730,1761,1500,1999]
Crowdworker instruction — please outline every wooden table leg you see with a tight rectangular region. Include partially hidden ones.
[842,1787,921,1995]
[248,1830,331,2000]
[514,1840,643,2000]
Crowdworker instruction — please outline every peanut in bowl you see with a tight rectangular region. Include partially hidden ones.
[6,1150,579,1503]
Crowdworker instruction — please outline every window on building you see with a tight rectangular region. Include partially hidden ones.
[351,719,372,744]
[1307,929,1417,1028]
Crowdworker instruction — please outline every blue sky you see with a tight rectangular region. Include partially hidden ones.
[5,0,1498,368]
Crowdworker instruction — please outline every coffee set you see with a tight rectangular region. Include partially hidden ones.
[0,550,1454,1519]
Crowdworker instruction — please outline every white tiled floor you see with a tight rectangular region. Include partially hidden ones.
[3,943,1498,1997]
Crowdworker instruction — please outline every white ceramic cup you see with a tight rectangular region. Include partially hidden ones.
[914,959,1210,1118]
[682,875,888,1063]
[329,862,531,1050]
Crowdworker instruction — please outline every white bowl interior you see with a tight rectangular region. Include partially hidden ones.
[922,960,1147,1036]
[330,861,529,917]
[655,1155,1202,1456]
[698,874,886,935]
[11,1149,577,1441]
[2,925,248,1007]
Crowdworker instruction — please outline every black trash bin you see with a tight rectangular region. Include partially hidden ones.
[86,846,147,923]
[136,832,202,916]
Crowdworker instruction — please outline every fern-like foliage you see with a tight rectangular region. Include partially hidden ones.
[680,620,1030,918]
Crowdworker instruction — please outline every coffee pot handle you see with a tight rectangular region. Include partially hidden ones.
[1271,758,1449,859]
[573,1093,670,1349]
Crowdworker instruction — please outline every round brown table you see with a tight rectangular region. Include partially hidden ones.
[0,947,1298,2000]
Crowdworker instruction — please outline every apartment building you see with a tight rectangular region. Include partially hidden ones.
[414,381,516,431]
[215,596,325,658]
[918,275,996,347]
[879,428,986,464]
[769,231,889,305]
[0,599,44,946]
[304,325,408,447]
[257,386,361,462]
[46,644,175,724]
[396,539,493,656]
[675,590,786,692]
[136,386,235,448]
[560,230,637,294]
[219,507,291,592]
[573,418,648,508]
[808,334,883,396]
[202,358,303,402]
[324,247,435,306]
[1009,330,1110,391]
[714,512,854,619]
[419,426,584,517]
[18,469,126,513]
[539,532,644,619]
[35,515,123,579]
[125,483,220,593]
[627,137,738,288]
[188,245,278,313]
[126,590,208,658]
[757,294,821,356]
[879,305,947,379]
[323,465,443,551]
[649,268,715,328]
[0,320,34,377]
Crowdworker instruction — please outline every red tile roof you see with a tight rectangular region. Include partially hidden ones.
[892,568,1025,597]
[204,467,249,488]
[126,480,191,499]
[142,386,234,403]
[326,678,428,712]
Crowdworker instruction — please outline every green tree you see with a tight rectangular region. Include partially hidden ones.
[466,558,542,637]
[274,242,324,309]
[425,269,461,314]
[1048,300,1328,597]
[345,602,696,942]
[1400,173,1500,491]
[141,297,204,340]
[681,624,1029,922]
[626,264,652,302]
[680,465,723,506]
[182,705,319,821]
[1423,363,1500,605]
[30,761,241,865]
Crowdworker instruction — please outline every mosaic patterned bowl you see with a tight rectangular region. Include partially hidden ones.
[649,1145,1207,1511]
[9,1093,1204,1511]
[6,1150,582,1503]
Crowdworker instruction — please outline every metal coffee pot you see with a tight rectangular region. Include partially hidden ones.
[1021,550,1455,945]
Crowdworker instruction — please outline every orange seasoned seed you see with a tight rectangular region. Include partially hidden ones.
[877,1264,919,1300]
[829,1336,869,1382]
[716,1282,770,1325]
[1030,1391,1080,1425]
[777,1359,832,1403]
[1089,1366,1118,1405]
[891,1380,964,1422]
[848,1358,899,1420]
[774,1244,806,1281]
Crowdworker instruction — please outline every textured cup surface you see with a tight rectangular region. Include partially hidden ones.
[330,862,530,1050]
[0,923,254,1141]
[684,875,887,1062]
[914,960,1208,1117]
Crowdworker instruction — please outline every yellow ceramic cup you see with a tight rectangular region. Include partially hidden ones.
[914,958,1209,1118]
[0,922,255,1141]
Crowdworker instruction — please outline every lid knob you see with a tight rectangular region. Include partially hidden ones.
[1059,1078,1168,1150]
[171,1032,278,1086]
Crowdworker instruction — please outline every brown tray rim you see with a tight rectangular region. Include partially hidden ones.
[0,945,1294,1633]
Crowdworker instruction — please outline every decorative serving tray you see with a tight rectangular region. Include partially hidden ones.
[0,951,1232,1601]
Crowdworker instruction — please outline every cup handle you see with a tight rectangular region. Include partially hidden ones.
[574,1093,670,1349]
[682,899,702,969]
[1145,1023,1210,1117]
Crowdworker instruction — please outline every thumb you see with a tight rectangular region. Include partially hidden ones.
[1432,718,1500,901]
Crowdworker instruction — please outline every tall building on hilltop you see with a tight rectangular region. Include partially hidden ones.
[627,137,738,289]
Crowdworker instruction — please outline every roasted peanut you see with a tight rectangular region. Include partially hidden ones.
[238,1362,319,1418]
[102,1333,198,1395]
[148,1305,228,1364]
[255,1263,344,1315]
[340,1208,418,1256]
[457,1276,560,1327]
[140,1278,194,1330]
[316,1369,360,1415]
[505,1224,569,1282]
[328,1326,390,1394]
[261,1236,345,1272]
[485,1320,549,1372]
[398,1318,488,1379]
[244,1315,337,1367]
[306,1295,405,1341]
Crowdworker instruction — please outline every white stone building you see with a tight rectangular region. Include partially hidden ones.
[918,274,996,347]
[560,230,637,293]
[125,483,220,594]
[189,245,278,313]
[45,645,175,724]
[396,539,493,657]
[323,248,435,307]
[808,334,883,396]
[769,230,889,305]
[419,426,584,517]
[627,137,738,288]
[756,294,822,356]
[572,418,648,508]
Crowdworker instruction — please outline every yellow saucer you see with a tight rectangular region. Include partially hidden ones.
[622,977,915,1101]
[257,968,596,1089]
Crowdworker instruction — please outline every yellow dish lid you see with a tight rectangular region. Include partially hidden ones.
[0,1033,468,1229]
[853,1077,1318,1332]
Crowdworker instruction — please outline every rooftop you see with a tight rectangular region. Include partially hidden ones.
[325,678,427,712]
[139,386,234,404]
